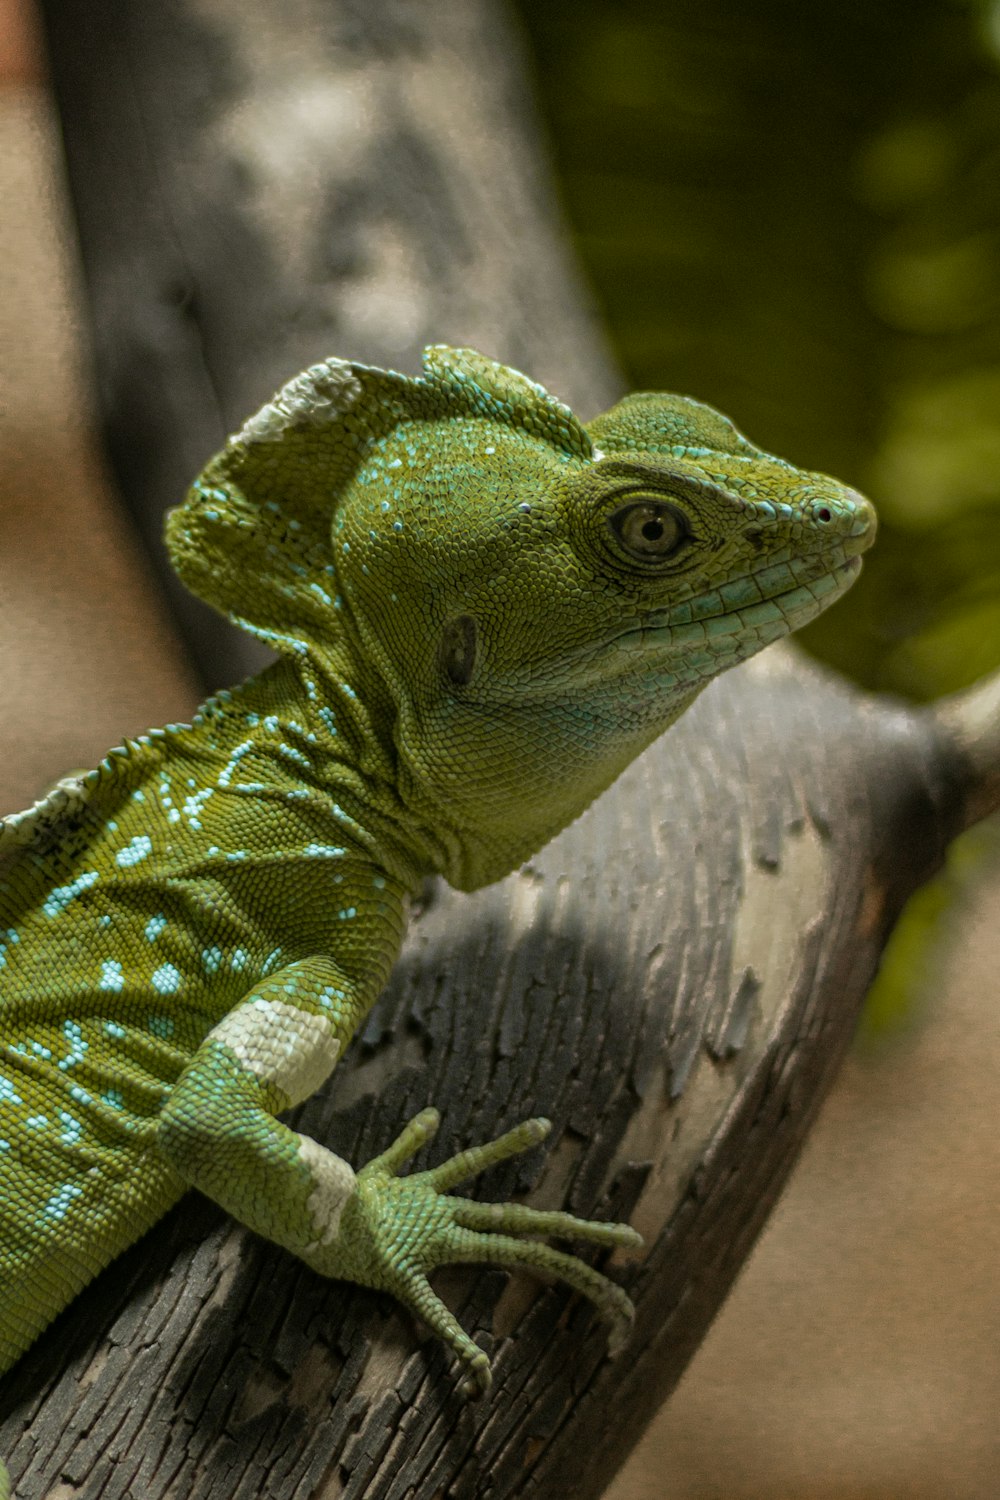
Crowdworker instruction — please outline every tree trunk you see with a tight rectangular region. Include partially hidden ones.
[2,1,998,1496]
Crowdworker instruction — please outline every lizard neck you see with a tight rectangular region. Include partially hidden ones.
[83,656,440,894]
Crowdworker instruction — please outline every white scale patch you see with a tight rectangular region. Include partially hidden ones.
[210,997,341,1106]
[236,360,363,445]
[0,773,91,852]
[298,1135,357,1246]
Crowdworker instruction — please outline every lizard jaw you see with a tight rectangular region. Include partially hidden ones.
[604,555,863,658]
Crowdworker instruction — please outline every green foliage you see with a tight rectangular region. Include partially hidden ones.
[517,0,1000,701]
[516,0,1000,1032]
[858,820,1000,1042]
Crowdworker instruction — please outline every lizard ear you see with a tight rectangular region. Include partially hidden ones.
[421,345,593,459]
[586,391,757,459]
[165,358,434,653]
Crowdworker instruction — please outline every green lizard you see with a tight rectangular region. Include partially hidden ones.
[0,346,874,1478]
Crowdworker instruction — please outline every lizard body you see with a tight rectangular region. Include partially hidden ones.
[0,347,874,1450]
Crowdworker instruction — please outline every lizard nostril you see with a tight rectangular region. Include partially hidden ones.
[815,506,832,523]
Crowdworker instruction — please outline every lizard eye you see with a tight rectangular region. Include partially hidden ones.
[440,615,477,686]
[609,499,688,563]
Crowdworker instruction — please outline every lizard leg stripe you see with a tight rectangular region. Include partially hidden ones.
[209,996,341,1107]
[299,1134,357,1248]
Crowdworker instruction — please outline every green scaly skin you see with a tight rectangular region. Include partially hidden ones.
[0,348,875,1465]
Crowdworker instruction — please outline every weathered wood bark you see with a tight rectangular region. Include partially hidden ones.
[2,1,998,1497]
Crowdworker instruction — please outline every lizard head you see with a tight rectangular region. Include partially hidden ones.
[168,347,875,890]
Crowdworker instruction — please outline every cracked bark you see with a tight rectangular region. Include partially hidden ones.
[2,1,998,1496]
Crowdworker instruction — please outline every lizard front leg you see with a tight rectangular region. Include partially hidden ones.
[157,958,639,1393]
[157,957,362,1255]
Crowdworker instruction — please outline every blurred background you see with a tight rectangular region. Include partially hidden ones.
[2,0,998,1494]
[515,0,1000,1048]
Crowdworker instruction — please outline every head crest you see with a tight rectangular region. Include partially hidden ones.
[586,390,757,460]
[165,347,590,655]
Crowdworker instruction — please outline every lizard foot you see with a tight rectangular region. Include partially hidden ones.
[327,1108,642,1396]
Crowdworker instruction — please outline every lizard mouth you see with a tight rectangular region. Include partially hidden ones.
[605,555,863,657]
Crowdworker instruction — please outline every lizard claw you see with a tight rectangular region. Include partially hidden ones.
[330,1109,641,1391]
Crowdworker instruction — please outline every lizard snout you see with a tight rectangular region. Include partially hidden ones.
[809,488,877,557]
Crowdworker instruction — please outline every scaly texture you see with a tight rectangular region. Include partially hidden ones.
[0,348,875,1433]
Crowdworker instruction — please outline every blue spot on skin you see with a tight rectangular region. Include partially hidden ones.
[231,949,248,972]
[182,788,213,829]
[100,960,125,993]
[304,844,346,858]
[202,947,223,973]
[217,742,254,788]
[57,1021,87,1072]
[43,871,99,917]
[152,963,182,995]
[0,1077,23,1106]
[104,1021,127,1039]
[0,927,19,968]
[59,1110,83,1145]
[43,1182,83,1221]
[145,913,168,942]
[102,1090,125,1110]
[148,1014,176,1039]
[279,744,311,770]
[116,835,153,868]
